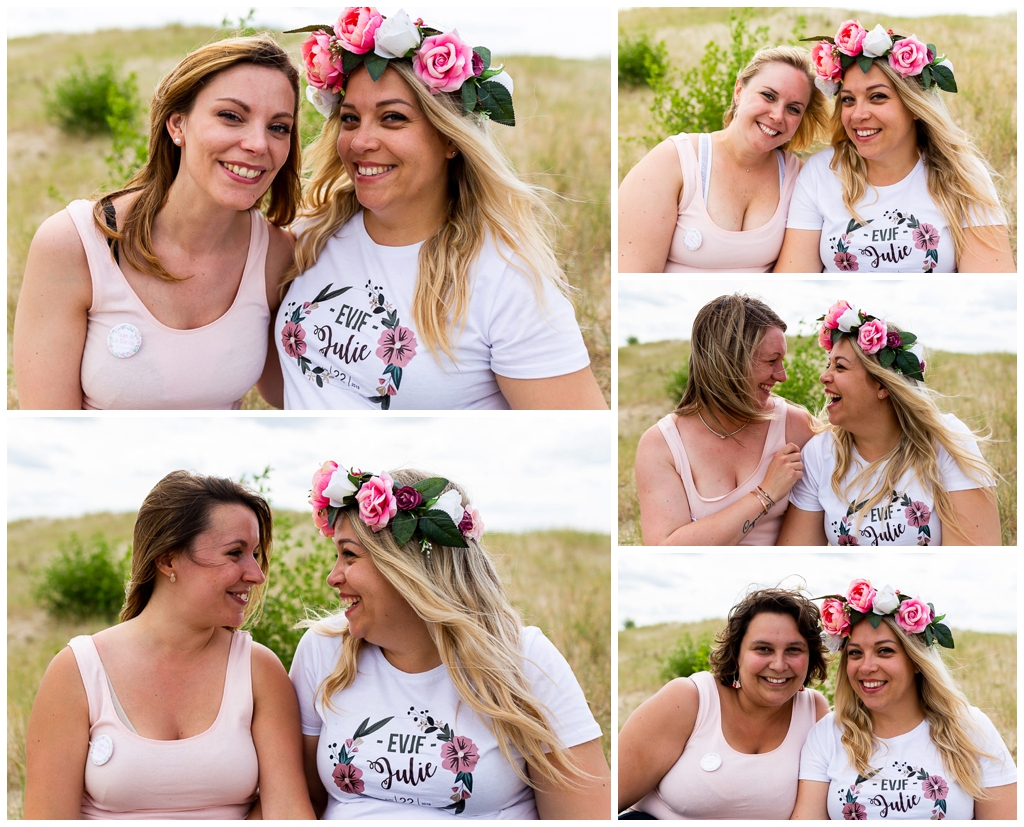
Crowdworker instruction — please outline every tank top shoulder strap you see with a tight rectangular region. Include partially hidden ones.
[763,397,789,458]
[698,133,713,205]
[238,210,271,310]
[67,635,109,724]
[223,630,255,723]
[668,134,698,213]
[688,670,720,733]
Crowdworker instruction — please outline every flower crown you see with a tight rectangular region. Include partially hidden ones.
[819,578,953,653]
[287,7,515,125]
[817,300,925,382]
[802,20,956,98]
[310,461,484,554]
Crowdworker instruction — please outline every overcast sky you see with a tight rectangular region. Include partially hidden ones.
[619,551,1017,633]
[6,415,612,532]
[620,2,1017,17]
[7,6,612,58]
[617,278,1018,353]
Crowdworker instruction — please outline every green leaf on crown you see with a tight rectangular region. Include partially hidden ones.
[856,55,874,74]
[932,622,954,648]
[879,348,896,368]
[364,51,389,81]
[473,46,491,72]
[461,81,478,117]
[477,80,515,126]
[390,511,417,546]
[932,64,957,93]
[284,24,338,34]
[413,477,448,501]
[419,511,468,548]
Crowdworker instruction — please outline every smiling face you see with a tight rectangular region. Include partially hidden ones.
[168,63,296,211]
[736,612,810,704]
[172,503,265,628]
[845,619,922,721]
[327,515,428,649]
[336,66,455,240]
[734,62,812,151]
[820,336,890,428]
[839,62,918,167]
[750,327,789,406]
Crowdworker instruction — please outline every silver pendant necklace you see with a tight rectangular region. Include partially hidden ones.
[697,409,750,439]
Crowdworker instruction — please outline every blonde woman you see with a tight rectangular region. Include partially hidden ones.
[793,579,1016,819]
[14,37,301,409]
[618,46,829,272]
[635,294,813,545]
[25,472,312,818]
[267,8,604,410]
[291,462,610,818]
[777,20,1013,272]
[778,300,999,546]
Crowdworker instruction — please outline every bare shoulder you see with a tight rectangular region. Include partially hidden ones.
[27,210,89,276]
[811,688,830,721]
[640,675,700,723]
[636,420,671,462]
[250,639,289,679]
[784,402,816,448]
[627,138,682,184]
[37,645,88,705]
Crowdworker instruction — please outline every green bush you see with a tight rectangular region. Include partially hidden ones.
[775,333,826,414]
[618,31,669,88]
[660,631,714,681]
[36,533,129,621]
[665,363,688,404]
[648,11,770,140]
[104,74,148,185]
[47,57,141,137]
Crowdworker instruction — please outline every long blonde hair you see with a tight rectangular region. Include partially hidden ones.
[94,35,301,282]
[825,328,996,541]
[723,45,831,153]
[304,468,583,789]
[292,62,569,362]
[834,616,996,799]
[829,59,1005,264]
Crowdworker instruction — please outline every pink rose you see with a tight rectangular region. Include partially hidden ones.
[823,300,851,330]
[313,507,336,538]
[302,31,345,91]
[834,20,868,57]
[820,598,851,637]
[895,597,933,634]
[334,7,383,55]
[845,579,876,613]
[888,34,929,78]
[413,30,475,93]
[458,508,484,542]
[810,41,843,82]
[310,461,340,510]
[818,324,834,352]
[355,473,397,531]
[857,319,887,355]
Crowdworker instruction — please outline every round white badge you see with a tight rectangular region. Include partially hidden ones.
[683,228,702,251]
[90,734,114,766]
[700,752,722,772]
[107,324,142,359]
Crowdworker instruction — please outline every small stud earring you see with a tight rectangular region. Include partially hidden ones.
[170,572,176,583]
[174,137,181,145]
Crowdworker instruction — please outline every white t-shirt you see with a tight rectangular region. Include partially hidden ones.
[789,415,988,546]
[276,214,590,409]
[800,710,1016,820]
[786,148,1002,273]
[290,622,601,820]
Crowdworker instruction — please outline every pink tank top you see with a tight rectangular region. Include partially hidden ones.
[656,396,789,545]
[664,133,802,272]
[636,671,820,819]
[69,631,259,819]
[67,199,271,410]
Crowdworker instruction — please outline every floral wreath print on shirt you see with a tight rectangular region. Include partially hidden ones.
[833,490,933,545]
[839,764,949,820]
[409,706,480,814]
[829,213,941,272]
[328,715,395,796]
[365,279,419,410]
[281,282,354,387]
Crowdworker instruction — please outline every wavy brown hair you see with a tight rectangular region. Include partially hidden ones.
[708,586,829,688]
[121,470,272,627]
[94,35,302,282]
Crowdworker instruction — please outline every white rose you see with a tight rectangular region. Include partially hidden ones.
[861,24,893,59]
[815,76,839,97]
[306,84,339,119]
[872,584,900,614]
[488,70,514,97]
[836,306,861,333]
[322,469,358,506]
[821,631,845,654]
[935,57,953,76]
[431,489,466,525]
[374,9,421,59]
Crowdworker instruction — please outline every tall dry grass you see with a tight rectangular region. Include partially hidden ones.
[6,512,610,819]
[617,342,1016,545]
[6,26,610,408]
[618,8,1017,253]
[618,619,1017,763]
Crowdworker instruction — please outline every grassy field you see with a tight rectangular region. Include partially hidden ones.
[618,340,1017,545]
[6,512,610,819]
[6,25,611,408]
[618,8,1017,253]
[618,618,1017,764]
